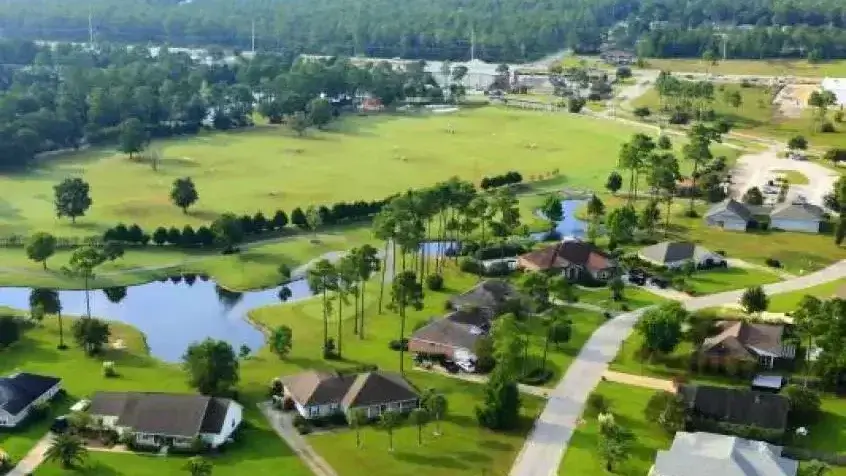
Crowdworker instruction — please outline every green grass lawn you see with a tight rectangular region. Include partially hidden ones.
[684,267,782,295]
[772,169,811,185]
[1,107,657,239]
[558,381,672,476]
[768,278,846,312]
[574,285,668,312]
[638,58,846,77]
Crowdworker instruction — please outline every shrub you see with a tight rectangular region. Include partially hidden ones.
[388,339,409,351]
[270,377,284,396]
[785,384,821,426]
[101,429,120,446]
[459,256,483,275]
[28,401,50,421]
[474,243,527,260]
[426,274,444,291]
[519,368,554,386]
[0,449,11,471]
[586,393,609,416]
[836,111,844,123]
[102,361,117,378]
[633,106,651,118]
[616,66,632,79]
[567,97,586,113]
[765,258,782,268]
[669,111,691,125]
[820,121,836,133]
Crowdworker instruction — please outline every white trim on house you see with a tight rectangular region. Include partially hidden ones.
[0,382,61,428]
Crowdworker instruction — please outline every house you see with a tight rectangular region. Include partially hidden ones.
[769,201,825,233]
[281,370,419,420]
[447,279,520,318]
[408,308,489,361]
[699,320,796,369]
[638,241,725,269]
[821,77,846,107]
[88,392,243,449]
[704,199,752,231]
[0,372,62,428]
[678,384,791,433]
[649,431,798,476]
[358,97,384,112]
[517,238,618,282]
[600,49,636,65]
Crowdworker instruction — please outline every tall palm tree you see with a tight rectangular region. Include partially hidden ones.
[30,289,64,349]
[64,246,106,320]
[348,408,368,448]
[337,254,359,358]
[390,271,424,374]
[307,259,338,357]
[354,244,380,338]
[45,434,87,469]
[380,410,401,452]
[683,124,719,214]
[373,208,398,314]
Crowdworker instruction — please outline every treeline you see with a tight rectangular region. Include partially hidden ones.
[0,39,439,169]
[480,171,523,190]
[100,198,390,248]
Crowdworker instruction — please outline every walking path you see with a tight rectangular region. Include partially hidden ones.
[258,402,338,476]
[509,258,846,476]
[602,370,676,393]
[8,432,53,476]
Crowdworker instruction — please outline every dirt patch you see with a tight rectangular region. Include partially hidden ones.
[774,84,818,118]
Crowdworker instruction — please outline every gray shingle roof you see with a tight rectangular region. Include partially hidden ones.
[88,392,235,438]
[679,384,790,431]
[652,431,798,476]
[341,372,419,408]
[281,370,419,409]
[701,321,786,359]
[409,313,485,353]
[447,279,519,316]
[640,241,694,263]
[0,373,61,415]
[770,201,825,220]
[705,199,753,221]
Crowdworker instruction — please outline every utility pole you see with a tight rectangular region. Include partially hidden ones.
[722,35,728,61]
[470,26,475,62]
[251,19,256,54]
[88,7,94,46]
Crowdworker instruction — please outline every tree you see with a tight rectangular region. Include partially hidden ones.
[519,272,551,311]
[182,339,239,396]
[724,90,742,109]
[45,433,87,469]
[809,90,837,130]
[288,111,310,136]
[185,456,213,476]
[605,171,623,195]
[170,177,199,214]
[65,246,106,320]
[26,232,56,270]
[118,117,147,159]
[597,414,633,473]
[54,177,92,224]
[353,244,380,338]
[586,194,605,218]
[348,408,368,448]
[270,325,293,358]
[788,135,809,152]
[742,187,764,206]
[409,408,430,445]
[307,259,338,357]
[71,317,110,355]
[785,384,821,426]
[305,205,323,238]
[635,302,687,355]
[0,316,20,348]
[609,276,625,301]
[308,98,333,128]
[540,194,563,228]
[153,227,168,245]
[420,389,448,436]
[683,124,719,214]
[618,133,655,202]
[644,391,686,434]
[210,213,244,250]
[380,409,401,452]
[702,49,718,74]
[740,286,769,315]
[800,460,831,476]
[549,316,573,348]
[291,207,308,228]
[638,199,661,236]
[476,367,521,431]
[390,270,424,373]
[271,210,289,229]
[607,205,637,244]
[277,286,293,302]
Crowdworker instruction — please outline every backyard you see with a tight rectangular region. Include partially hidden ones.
[638,58,846,77]
[683,266,782,295]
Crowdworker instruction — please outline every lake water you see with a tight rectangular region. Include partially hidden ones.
[0,200,587,362]
[532,199,588,240]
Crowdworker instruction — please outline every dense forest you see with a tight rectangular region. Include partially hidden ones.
[2,0,846,61]
[0,39,440,169]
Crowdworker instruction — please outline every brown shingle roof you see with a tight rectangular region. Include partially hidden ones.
[518,239,614,273]
[341,372,419,408]
[282,370,419,409]
[409,314,485,354]
[280,371,356,406]
[701,321,785,359]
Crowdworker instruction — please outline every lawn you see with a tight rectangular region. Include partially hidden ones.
[0,107,655,239]
[768,278,846,312]
[557,381,671,476]
[684,267,782,295]
[573,285,668,312]
[638,58,846,78]
[772,169,811,185]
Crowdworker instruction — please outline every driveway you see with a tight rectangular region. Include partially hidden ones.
[8,432,53,476]
[509,258,846,476]
[258,402,338,476]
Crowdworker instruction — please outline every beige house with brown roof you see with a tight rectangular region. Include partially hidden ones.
[699,321,796,369]
[280,371,419,420]
[516,238,618,282]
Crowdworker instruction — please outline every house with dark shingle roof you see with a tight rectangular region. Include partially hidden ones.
[770,201,825,233]
[408,309,488,361]
[281,370,419,420]
[517,238,618,282]
[650,431,798,476]
[704,199,753,231]
[88,392,242,449]
[638,241,725,269]
[699,321,796,369]
[447,279,520,318]
[705,199,826,234]
[0,372,62,428]
[679,384,791,434]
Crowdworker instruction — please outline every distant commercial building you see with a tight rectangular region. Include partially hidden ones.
[821,77,846,106]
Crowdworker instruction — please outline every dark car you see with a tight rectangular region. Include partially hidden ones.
[650,277,669,288]
[442,360,460,374]
[50,415,69,434]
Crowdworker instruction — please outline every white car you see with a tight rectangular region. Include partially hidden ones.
[456,360,476,373]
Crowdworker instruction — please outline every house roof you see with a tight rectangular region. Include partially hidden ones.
[770,201,825,221]
[679,384,790,431]
[705,199,752,221]
[0,373,61,415]
[409,313,486,353]
[341,372,419,408]
[652,431,798,476]
[88,392,234,437]
[639,241,717,264]
[518,239,615,272]
[447,279,519,316]
[701,321,786,359]
[282,370,419,409]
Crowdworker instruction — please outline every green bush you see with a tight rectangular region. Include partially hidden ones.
[426,274,444,291]
[586,393,610,416]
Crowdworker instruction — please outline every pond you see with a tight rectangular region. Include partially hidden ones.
[532,199,588,241]
[0,277,316,363]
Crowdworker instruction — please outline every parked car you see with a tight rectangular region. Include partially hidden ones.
[628,275,646,285]
[650,277,669,288]
[442,360,460,374]
[50,416,69,434]
[456,360,476,373]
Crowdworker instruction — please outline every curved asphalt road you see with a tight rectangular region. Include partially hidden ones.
[509,259,846,476]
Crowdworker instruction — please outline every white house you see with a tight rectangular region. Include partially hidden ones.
[769,201,825,233]
[0,373,62,428]
[638,241,726,269]
[821,77,846,107]
[704,199,752,231]
[88,392,242,449]
[281,370,419,420]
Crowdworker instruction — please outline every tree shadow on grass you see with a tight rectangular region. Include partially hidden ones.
[478,439,513,451]
[393,451,471,470]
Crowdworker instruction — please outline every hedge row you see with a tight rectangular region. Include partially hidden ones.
[480,171,523,190]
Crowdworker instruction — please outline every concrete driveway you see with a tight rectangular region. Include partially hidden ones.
[8,432,54,476]
[509,258,846,476]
